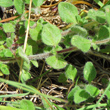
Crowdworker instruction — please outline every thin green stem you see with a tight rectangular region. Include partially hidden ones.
[93,81,110,110]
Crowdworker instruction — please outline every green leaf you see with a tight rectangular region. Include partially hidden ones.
[0,62,2,66]
[71,26,88,37]
[18,47,29,63]
[4,49,13,57]
[43,46,53,53]
[98,25,110,40]
[23,61,31,72]
[21,70,31,82]
[26,45,32,55]
[65,64,77,82]
[0,45,5,50]
[31,60,38,68]
[71,35,91,52]
[83,62,97,83]
[29,22,42,41]
[85,84,100,97]
[33,0,45,7]
[11,33,16,40]
[0,105,23,110]
[0,98,2,101]
[27,39,38,54]
[25,20,35,29]
[74,88,90,104]
[25,0,30,4]
[54,45,63,51]
[92,43,99,51]
[76,15,87,24]
[6,38,13,47]
[19,25,25,36]
[58,73,67,83]
[0,0,13,7]
[0,64,10,75]
[3,23,15,32]
[100,45,110,53]
[107,99,110,107]
[88,9,106,23]
[0,50,4,57]
[106,90,110,99]
[0,30,6,45]
[46,55,67,69]
[101,78,109,85]
[14,0,25,14]
[63,34,72,48]
[0,72,3,76]
[20,99,35,110]
[104,5,110,26]
[58,2,78,23]
[68,86,80,102]
[42,23,62,46]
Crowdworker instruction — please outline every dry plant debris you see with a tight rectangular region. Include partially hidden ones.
[0,0,110,109]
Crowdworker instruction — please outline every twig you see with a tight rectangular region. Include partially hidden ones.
[88,50,110,61]
[1,27,110,64]
[1,43,110,65]
[95,38,110,44]
[0,47,78,64]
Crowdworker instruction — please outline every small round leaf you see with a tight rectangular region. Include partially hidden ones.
[20,99,35,110]
[3,23,15,32]
[46,55,67,69]
[85,84,100,97]
[74,88,90,104]
[0,64,10,75]
[68,86,80,102]
[42,23,62,46]
[83,62,97,83]
[14,0,25,14]
[71,35,91,52]
[65,64,77,82]
[58,2,78,23]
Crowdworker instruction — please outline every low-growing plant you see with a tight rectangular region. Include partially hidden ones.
[0,0,110,109]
